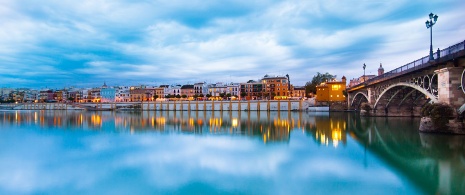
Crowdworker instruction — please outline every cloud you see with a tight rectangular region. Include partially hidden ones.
[0,0,465,88]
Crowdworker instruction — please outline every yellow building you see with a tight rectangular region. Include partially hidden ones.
[316,76,346,102]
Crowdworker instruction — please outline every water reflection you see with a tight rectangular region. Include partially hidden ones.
[0,110,346,146]
[2,110,464,194]
[348,115,465,195]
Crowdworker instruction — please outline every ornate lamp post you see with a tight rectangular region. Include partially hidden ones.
[425,13,438,61]
[363,63,366,83]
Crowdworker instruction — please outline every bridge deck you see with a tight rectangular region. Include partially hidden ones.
[348,40,465,92]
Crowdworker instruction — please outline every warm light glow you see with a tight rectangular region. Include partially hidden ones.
[232,118,238,128]
[91,114,102,127]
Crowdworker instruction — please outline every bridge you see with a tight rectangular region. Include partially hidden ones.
[347,40,465,116]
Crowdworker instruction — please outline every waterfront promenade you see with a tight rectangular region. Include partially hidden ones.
[0,99,317,112]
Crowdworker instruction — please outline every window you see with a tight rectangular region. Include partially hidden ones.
[332,85,341,91]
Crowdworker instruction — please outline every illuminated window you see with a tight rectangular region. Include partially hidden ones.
[332,85,341,91]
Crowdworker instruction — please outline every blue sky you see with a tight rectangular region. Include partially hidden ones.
[1,0,464,88]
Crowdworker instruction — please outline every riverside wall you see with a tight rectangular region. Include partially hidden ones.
[1,100,313,112]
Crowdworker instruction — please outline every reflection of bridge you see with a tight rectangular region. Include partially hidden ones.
[348,40,465,116]
[347,114,465,194]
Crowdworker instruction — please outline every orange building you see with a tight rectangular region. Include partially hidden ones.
[261,75,292,100]
[316,76,347,102]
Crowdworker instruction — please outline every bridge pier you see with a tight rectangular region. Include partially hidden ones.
[435,66,464,108]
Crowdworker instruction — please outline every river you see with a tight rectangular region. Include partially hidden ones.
[0,110,464,194]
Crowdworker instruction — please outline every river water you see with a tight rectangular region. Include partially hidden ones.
[0,110,464,194]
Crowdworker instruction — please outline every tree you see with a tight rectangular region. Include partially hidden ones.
[153,95,159,100]
[305,72,336,96]
[206,94,212,98]
[67,97,75,102]
[193,94,199,100]
[176,94,181,99]
[240,92,247,98]
[219,93,225,99]
[181,94,187,98]
[226,93,231,99]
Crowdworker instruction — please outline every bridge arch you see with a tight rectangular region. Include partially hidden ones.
[373,82,438,109]
[350,91,369,108]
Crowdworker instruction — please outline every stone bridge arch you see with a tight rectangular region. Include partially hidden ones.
[373,82,438,114]
[350,91,369,109]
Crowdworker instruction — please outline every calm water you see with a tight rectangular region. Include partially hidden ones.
[0,110,464,194]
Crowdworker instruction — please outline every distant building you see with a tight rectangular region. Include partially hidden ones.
[261,75,291,100]
[316,76,347,102]
[101,82,116,102]
[153,87,164,100]
[226,83,240,99]
[378,63,384,76]
[130,85,154,102]
[208,83,227,100]
[89,88,101,102]
[115,86,130,102]
[39,89,55,102]
[181,85,194,99]
[168,85,182,98]
[240,81,263,100]
[348,74,376,88]
[292,86,306,99]
[194,82,208,98]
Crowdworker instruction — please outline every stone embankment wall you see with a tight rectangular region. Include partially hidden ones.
[138,100,306,111]
[2,100,315,111]
[314,101,347,111]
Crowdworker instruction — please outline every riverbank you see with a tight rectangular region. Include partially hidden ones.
[1,100,323,112]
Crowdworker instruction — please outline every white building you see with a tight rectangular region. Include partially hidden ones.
[208,82,227,98]
[226,83,240,98]
[194,82,208,97]
[116,86,130,102]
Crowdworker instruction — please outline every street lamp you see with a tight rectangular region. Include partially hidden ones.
[363,63,366,83]
[425,12,438,61]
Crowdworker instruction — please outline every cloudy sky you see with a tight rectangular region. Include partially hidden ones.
[1,0,464,88]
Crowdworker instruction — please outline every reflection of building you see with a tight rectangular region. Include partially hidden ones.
[316,76,347,102]
[312,115,347,147]
[1,111,349,147]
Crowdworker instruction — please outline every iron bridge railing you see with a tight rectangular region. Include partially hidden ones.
[349,40,465,90]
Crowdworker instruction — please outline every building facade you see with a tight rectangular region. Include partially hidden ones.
[240,81,263,100]
[261,75,291,100]
[316,76,347,102]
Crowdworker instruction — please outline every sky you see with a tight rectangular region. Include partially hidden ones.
[1,0,465,89]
